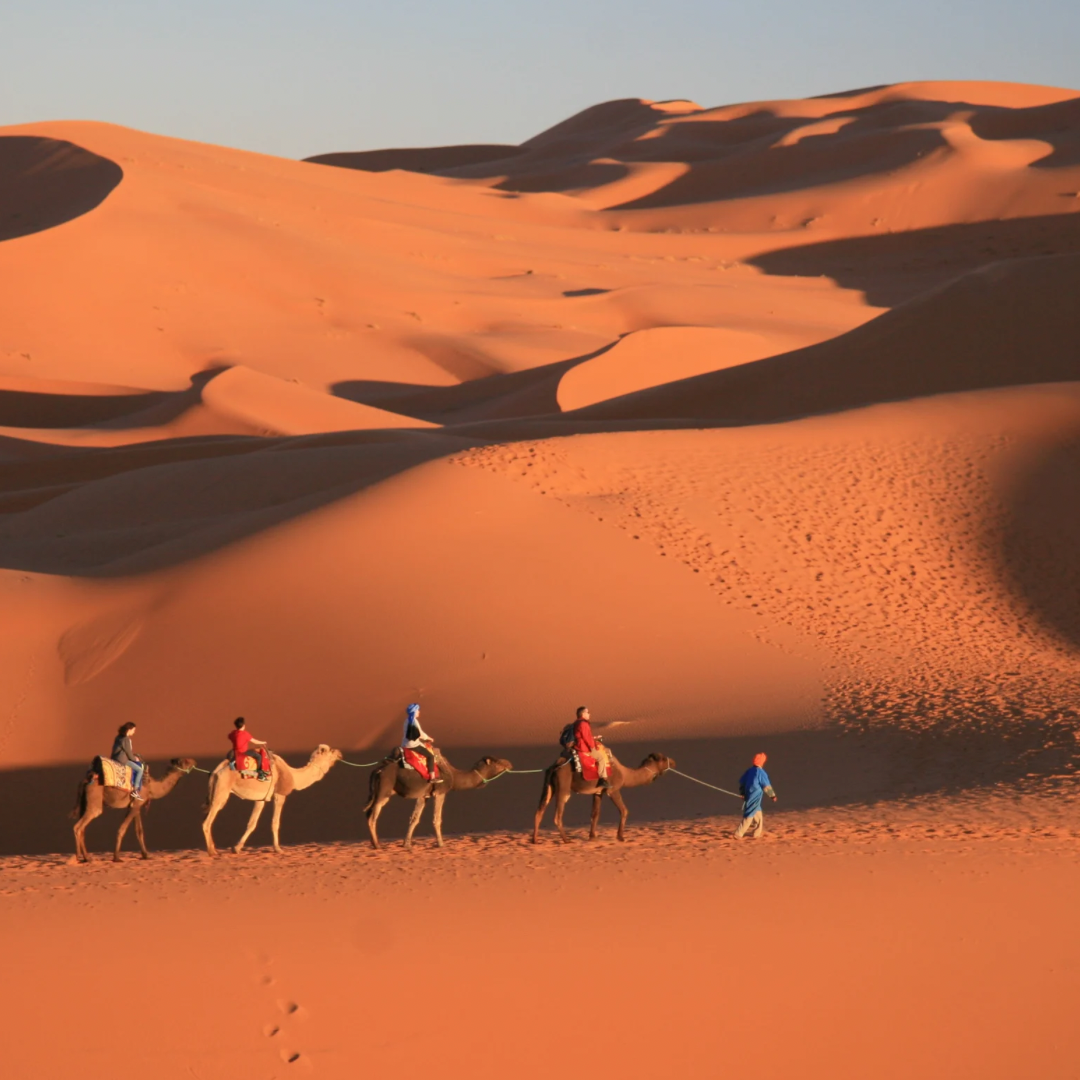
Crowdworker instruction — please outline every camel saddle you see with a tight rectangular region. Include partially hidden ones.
[230,753,269,780]
[94,756,133,792]
[401,748,439,781]
[572,745,611,783]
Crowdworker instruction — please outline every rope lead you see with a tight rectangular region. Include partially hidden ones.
[668,767,743,800]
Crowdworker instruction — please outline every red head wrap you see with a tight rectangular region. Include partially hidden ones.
[752,752,767,767]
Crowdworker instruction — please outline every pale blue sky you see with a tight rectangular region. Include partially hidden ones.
[2,1,1077,160]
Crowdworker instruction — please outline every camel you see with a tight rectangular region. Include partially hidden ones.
[201,743,342,856]
[532,749,675,843]
[71,757,198,863]
[364,750,513,850]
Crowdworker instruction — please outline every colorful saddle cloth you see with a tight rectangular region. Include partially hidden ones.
[96,757,133,792]
[402,748,439,781]
[572,745,611,783]
[229,753,269,780]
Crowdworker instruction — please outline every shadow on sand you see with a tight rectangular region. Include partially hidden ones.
[748,212,1080,306]
[1,136,122,243]
[1001,432,1080,654]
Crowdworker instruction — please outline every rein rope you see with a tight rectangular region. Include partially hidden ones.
[334,754,547,780]
[479,767,545,784]
[668,767,743,800]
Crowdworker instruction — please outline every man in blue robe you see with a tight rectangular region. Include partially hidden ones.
[735,752,777,839]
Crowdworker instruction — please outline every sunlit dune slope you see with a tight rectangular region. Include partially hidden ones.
[0,459,824,766]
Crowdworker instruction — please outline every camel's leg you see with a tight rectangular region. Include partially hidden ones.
[73,800,103,863]
[609,788,629,841]
[235,800,267,854]
[365,768,398,851]
[589,793,603,840]
[113,804,139,862]
[432,790,447,848]
[270,794,286,854]
[133,808,150,859]
[367,792,392,850]
[404,795,427,850]
[201,781,232,857]
[532,772,555,844]
[553,787,573,844]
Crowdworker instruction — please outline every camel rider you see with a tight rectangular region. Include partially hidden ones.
[561,706,609,788]
[734,752,777,839]
[229,717,271,781]
[401,703,442,783]
[111,722,145,801]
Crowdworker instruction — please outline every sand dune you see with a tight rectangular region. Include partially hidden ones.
[0,135,122,243]
[1,79,1079,771]
[3,76,1080,1080]
[200,364,438,435]
[557,325,783,410]
[570,252,1080,421]
[310,81,1080,229]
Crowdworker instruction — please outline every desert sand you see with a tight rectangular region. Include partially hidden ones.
[2,79,1080,1077]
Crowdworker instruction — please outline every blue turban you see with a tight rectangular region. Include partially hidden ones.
[406,703,420,723]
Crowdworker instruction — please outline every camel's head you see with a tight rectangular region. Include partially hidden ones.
[642,752,674,776]
[311,744,343,765]
[474,755,513,780]
[170,757,199,774]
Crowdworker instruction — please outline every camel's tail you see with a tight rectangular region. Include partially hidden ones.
[70,759,101,819]
[202,768,218,814]
[537,766,556,810]
[363,764,383,814]
[69,778,89,820]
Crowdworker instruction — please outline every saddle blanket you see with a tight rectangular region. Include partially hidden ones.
[403,748,439,781]
[97,757,132,791]
[225,756,270,781]
[573,746,612,783]
[230,753,269,779]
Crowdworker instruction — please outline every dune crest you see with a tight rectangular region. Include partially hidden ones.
[200,365,439,435]
[557,325,781,411]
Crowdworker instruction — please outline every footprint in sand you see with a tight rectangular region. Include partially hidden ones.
[257,958,311,1069]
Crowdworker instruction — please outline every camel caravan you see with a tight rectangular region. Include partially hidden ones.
[70,705,680,862]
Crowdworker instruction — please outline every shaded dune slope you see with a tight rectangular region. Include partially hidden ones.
[306,143,522,173]
[0,135,122,242]
[750,211,1080,306]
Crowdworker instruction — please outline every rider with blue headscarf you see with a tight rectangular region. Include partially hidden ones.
[401,703,441,783]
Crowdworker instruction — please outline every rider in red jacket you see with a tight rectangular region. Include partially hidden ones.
[229,717,271,780]
[568,706,609,787]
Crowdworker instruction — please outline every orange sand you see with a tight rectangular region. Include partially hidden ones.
[2,79,1080,1078]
